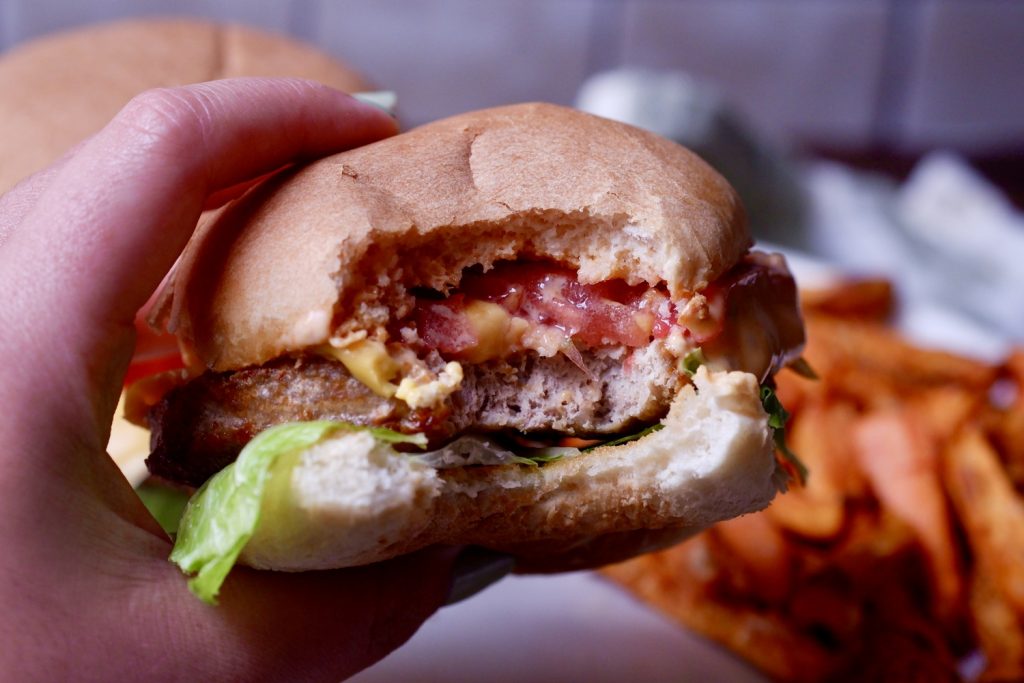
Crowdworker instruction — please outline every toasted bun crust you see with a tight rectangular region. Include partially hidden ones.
[170,102,750,371]
[240,367,780,572]
[0,18,368,194]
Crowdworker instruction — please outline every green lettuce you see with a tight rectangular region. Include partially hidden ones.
[510,447,578,466]
[170,421,425,605]
[681,347,707,377]
[760,385,808,485]
[583,423,666,452]
[136,482,190,536]
[787,356,819,380]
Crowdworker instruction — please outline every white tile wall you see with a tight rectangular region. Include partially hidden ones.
[0,0,1021,152]
[309,0,594,127]
[900,0,1024,152]
[4,0,292,44]
[0,2,15,48]
[619,0,890,148]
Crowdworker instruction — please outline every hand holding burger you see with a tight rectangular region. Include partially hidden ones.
[135,102,806,598]
[0,74,805,680]
[0,78,461,682]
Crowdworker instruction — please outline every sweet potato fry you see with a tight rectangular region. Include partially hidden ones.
[838,580,964,683]
[709,513,793,605]
[907,385,984,443]
[829,506,917,574]
[767,403,852,539]
[944,429,1024,616]
[604,540,840,683]
[853,411,964,615]
[983,364,1024,491]
[1005,349,1024,411]
[800,278,894,322]
[806,317,997,392]
[970,568,1024,682]
[990,411,1024,492]
[774,365,816,415]
[606,282,1018,681]
[767,492,845,544]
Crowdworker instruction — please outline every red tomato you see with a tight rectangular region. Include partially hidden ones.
[457,262,665,348]
[414,294,480,356]
[125,315,184,386]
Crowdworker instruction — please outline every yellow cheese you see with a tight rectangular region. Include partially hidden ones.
[321,339,399,398]
[462,300,528,363]
[318,301,521,406]
[395,361,464,409]
[320,338,465,409]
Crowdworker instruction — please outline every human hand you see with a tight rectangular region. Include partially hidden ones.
[0,78,462,681]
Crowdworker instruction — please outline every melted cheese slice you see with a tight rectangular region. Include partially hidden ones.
[461,300,528,363]
[320,339,464,410]
[322,339,399,398]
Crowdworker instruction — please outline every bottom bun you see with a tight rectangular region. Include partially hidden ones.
[240,367,781,571]
[501,525,700,573]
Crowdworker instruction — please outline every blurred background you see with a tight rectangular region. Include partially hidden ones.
[4,4,1024,681]
[3,0,1021,165]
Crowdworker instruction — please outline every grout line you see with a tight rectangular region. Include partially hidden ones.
[584,0,627,78]
[871,0,926,148]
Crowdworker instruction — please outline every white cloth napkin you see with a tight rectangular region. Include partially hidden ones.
[805,154,1023,360]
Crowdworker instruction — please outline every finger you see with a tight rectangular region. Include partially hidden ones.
[8,77,395,335]
[152,547,458,681]
[0,140,84,247]
[0,78,396,436]
[3,497,456,681]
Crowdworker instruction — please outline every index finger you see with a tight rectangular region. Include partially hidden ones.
[0,78,397,437]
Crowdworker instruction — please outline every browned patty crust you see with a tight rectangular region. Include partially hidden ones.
[147,349,684,487]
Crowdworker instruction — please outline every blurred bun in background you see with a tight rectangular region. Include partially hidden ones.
[0,17,370,194]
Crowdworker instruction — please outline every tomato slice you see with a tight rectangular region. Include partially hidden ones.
[414,294,480,356]
[406,255,802,375]
[125,315,184,386]
[456,262,668,348]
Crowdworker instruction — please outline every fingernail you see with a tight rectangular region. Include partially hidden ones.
[352,91,398,116]
[444,546,516,607]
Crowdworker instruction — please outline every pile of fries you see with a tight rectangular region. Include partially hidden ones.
[605,279,1024,681]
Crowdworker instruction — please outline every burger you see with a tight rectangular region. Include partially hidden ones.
[133,103,806,602]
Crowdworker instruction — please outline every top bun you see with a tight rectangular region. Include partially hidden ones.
[0,18,369,194]
[171,103,750,371]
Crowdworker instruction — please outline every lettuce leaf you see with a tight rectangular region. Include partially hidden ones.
[416,435,579,468]
[582,423,665,452]
[136,482,190,536]
[170,421,425,605]
[510,447,578,466]
[760,385,808,485]
[787,356,819,380]
[681,347,707,377]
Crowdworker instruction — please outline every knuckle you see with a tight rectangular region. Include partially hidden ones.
[116,86,214,155]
